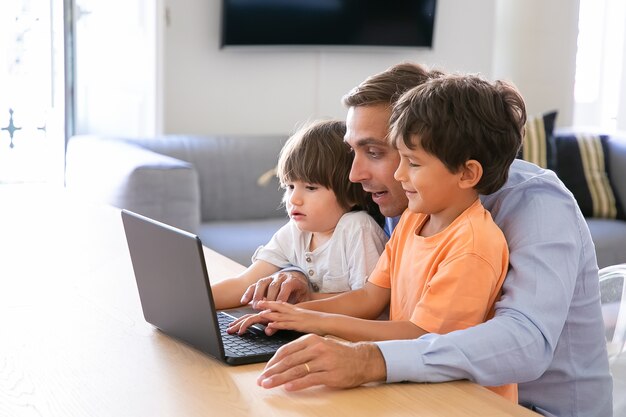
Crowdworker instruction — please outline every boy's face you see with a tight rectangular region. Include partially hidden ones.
[283,181,347,236]
[393,137,463,216]
[344,104,408,218]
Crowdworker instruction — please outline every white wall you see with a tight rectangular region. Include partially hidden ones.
[162,0,579,135]
[493,0,580,129]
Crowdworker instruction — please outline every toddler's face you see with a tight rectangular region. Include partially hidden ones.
[282,181,347,235]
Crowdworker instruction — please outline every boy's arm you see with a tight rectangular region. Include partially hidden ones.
[263,306,427,342]
[324,317,428,342]
[211,260,280,309]
[229,282,390,335]
[296,281,390,319]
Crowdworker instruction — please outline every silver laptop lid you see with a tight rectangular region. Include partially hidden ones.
[121,209,226,360]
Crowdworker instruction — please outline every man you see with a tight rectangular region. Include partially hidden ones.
[245,63,613,417]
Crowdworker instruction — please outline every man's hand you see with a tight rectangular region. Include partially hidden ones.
[257,334,387,391]
[240,270,310,308]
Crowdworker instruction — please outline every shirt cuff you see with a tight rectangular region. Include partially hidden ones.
[280,265,305,274]
[375,337,430,383]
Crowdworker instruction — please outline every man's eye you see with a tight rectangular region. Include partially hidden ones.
[367,148,384,159]
[306,185,318,191]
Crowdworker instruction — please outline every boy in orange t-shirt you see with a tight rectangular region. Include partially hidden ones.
[229,73,526,402]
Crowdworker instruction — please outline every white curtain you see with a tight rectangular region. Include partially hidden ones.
[574,0,626,131]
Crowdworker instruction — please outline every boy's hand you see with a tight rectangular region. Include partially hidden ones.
[226,312,271,335]
[228,301,328,336]
[257,300,328,335]
[240,270,311,308]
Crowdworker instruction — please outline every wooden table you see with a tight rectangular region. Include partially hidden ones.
[0,185,538,416]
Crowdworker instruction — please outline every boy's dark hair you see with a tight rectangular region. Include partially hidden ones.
[342,62,444,108]
[277,119,372,212]
[390,74,526,195]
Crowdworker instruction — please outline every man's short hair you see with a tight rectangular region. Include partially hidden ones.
[342,62,442,108]
[390,74,527,194]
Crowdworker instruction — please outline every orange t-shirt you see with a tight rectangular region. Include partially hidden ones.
[368,199,516,402]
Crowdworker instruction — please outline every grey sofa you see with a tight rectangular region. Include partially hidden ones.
[65,131,626,268]
[65,134,289,266]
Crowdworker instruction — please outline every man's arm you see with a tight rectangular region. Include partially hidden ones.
[378,176,589,386]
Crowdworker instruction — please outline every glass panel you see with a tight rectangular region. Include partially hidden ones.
[0,0,64,185]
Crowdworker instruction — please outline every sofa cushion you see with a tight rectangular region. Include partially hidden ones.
[126,135,288,223]
[518,110,558,168]
[587,218,626,268]
[608,133,626,209]
[554,133,625,220]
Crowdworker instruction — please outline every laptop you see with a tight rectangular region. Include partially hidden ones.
[121,209,302,365]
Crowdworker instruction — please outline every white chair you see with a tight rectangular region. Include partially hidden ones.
[599,264,626,417]
[600,264,626,360]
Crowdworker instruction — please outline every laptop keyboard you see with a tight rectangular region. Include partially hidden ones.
[217,312,297,357]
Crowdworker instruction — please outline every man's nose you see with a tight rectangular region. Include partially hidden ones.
[349,153,370,183]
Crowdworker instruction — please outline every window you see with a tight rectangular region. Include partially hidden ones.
[0,0,65,185]
[574,0,626,131]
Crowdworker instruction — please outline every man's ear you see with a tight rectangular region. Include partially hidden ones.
[458,160,483,189]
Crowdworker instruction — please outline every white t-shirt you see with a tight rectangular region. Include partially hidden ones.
[252,211,387,293]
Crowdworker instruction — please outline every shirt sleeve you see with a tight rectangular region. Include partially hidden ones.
[279,265,306,274]
[367,235,394,290]
[376,177,588,387]
[252,222,294,268]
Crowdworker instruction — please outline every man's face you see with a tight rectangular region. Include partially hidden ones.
[344,104,408,218]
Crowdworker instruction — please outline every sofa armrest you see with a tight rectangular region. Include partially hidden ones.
[123,135,288,223]
[65,135,201,233]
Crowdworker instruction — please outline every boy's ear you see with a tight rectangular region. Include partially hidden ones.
[458,160,483,189]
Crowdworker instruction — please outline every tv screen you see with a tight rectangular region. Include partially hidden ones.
[220,0,437,48]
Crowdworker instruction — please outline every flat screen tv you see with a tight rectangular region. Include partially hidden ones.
[220,0,437,48]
